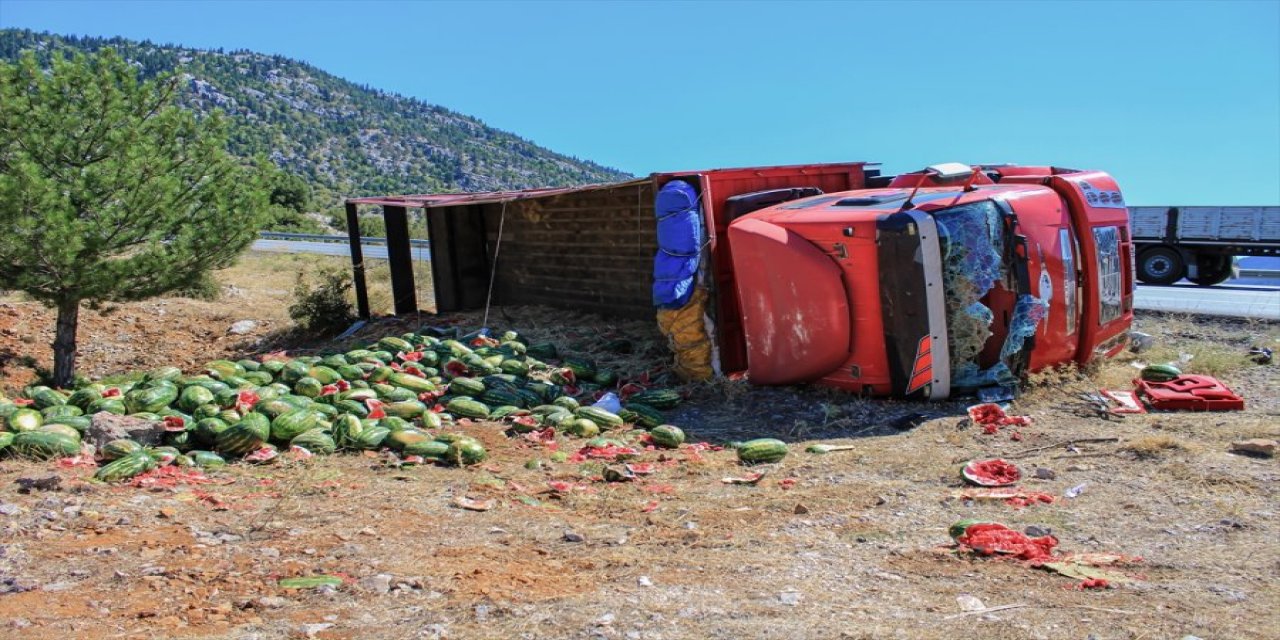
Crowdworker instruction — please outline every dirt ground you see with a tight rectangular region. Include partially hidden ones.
[1,252,1278,639]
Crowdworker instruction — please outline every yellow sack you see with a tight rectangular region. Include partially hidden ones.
[656,287,714,381]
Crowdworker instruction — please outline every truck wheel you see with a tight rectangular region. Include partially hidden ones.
[1189,255,1233,286]
[1137,247,1184,285]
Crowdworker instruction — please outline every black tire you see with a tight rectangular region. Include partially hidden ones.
[1137,247,1185,285]
[1189,254,1233,286]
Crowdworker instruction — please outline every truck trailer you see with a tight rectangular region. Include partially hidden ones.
[1128,206,1280,285]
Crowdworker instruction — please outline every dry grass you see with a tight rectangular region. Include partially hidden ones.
[1122,434,1190,459]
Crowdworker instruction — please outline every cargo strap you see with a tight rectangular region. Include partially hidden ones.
[481,200,508,329]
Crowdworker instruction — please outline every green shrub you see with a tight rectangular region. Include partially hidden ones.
[289,268,356,335]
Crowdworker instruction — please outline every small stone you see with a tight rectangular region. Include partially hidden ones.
[474,604,490,622]
[684,521,697,530]
[595,613,616,626]
[1128,331,1154,354]
[260,547,280,559]
[256,596,288,609]
[793,504,810,515]
[1024,525,1052,537]
[228,320,258,335]
[43,582,74,592]
[637,576,653,587]
[1229,439,1277,458]
[563,531,585,543]
[779,590,802,606]
[1033,467,1056,480]
[361,574,393,594]
[0,504,20,516]
[298,623,333,638]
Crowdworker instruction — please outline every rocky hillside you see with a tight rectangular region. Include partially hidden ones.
[0,29,631,207]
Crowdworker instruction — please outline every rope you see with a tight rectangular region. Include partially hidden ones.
[481,200,508,329]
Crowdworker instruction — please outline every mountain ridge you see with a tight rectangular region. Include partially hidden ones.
[0,28,632,212]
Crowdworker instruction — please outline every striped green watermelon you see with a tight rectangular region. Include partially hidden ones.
[291,429,336,455]
[574,406,624,428]
[628,389,681,410]
[737,438,788,464]
[649,425,685,448]
[95,451,157,482]
[447,397,490,419]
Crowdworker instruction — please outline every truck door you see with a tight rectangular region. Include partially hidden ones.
[1000,190,1083,370]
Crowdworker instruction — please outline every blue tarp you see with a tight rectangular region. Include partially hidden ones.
[653,180,703,308]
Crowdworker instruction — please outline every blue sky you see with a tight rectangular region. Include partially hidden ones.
[2,0,1277,205]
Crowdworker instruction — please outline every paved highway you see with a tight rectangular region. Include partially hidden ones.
[252,239,430,262]
[251,240,1279,320]
[1133,283,1279,320]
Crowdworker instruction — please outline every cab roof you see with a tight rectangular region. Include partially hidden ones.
[745,184,1045,224]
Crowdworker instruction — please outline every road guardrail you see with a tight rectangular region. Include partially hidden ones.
[258,232,429,247]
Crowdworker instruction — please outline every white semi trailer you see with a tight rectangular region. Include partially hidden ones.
[1130,206,1280,285]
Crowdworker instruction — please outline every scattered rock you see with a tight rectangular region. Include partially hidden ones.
[0,504,21,516]
[595,613,615,626]
[298,623,334,638]
[0,577,37,594]
[361,574,393,594]
[1024,525,1053,537]
[563,531,585,543]
[85,412,167,449]
[228,320,258,335]
[1229,439,1277,458]
[15,476,61,494]
[637,576,653,587]
[793,503,810,515]
[1033,467,1056,480]
[1128,331,1154,354]
[257,596,289,609]
[1207,585,1247,602]
[956,594,986,612]
[778,589,802,606]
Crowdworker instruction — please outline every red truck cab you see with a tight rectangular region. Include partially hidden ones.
[727,164,1134,399]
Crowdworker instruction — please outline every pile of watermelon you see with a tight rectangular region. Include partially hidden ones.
[0,329,687,483]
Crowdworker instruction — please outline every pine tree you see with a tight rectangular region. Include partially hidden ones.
[0,48,269,387]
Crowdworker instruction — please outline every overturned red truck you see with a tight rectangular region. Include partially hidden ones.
[347,161,1134,401]
[720,163,1134,399]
